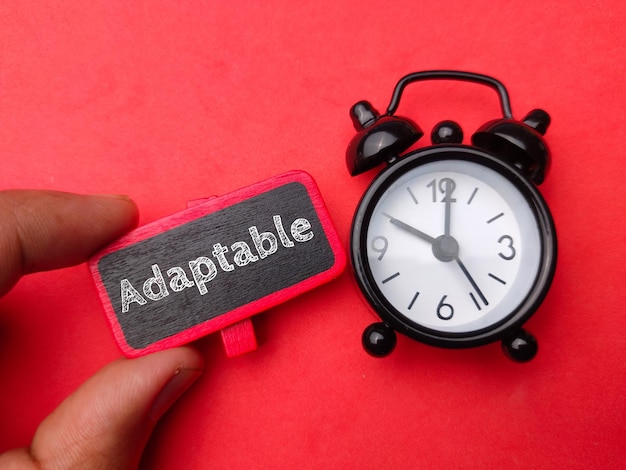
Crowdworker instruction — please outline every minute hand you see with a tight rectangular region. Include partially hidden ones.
[383,213,437,244]
[454,256,489,306]
[443,179,453,237]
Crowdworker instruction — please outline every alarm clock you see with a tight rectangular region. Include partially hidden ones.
[346,70,557,361]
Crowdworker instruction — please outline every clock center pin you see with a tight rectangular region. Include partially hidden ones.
[432,235,459,262]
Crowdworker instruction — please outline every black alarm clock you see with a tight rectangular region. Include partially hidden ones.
[347,70,557,361]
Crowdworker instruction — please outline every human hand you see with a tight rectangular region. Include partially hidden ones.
[0,191,204,469]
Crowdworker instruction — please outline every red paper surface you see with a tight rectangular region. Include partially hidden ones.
[1,1,624,468]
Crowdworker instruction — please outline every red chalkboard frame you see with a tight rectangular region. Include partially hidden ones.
[89,170,346,357]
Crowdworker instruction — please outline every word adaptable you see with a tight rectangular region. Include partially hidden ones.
[120,214,315,313]
[89,171,346,357]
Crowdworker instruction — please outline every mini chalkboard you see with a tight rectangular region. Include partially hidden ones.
[89,171,346,357]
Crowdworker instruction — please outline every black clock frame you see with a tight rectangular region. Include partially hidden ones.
[351,145,557,350]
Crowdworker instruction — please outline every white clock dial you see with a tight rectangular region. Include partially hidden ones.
[365,159,542,334]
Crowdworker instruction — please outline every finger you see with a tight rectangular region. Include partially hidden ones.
[0,190,138,296]
[0,347,204,469]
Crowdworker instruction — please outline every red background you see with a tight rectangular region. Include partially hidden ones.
[1,1,624,468]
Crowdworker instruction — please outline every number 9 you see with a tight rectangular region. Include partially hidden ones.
[371,236,389,261]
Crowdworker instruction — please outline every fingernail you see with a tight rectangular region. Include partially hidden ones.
[149,367,203,422]
[93,194,134,202]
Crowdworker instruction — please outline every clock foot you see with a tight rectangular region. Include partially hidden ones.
[501,329,538,362]
[362,322,397,357]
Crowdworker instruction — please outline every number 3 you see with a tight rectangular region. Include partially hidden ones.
[497,235,516,260]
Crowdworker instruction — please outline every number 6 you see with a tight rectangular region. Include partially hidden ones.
[437,295,454,320]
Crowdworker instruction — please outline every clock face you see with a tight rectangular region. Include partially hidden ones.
[353,148,555,344]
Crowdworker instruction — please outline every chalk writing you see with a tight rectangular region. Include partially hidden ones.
[120,215,313,313]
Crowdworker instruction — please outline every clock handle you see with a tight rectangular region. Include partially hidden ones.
[386,70,513,119]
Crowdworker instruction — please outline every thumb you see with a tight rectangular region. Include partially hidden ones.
[0,347,203,470]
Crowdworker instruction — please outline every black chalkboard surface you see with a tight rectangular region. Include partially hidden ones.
[89,171,346,357]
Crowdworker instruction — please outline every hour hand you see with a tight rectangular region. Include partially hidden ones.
[383,213,436,244]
